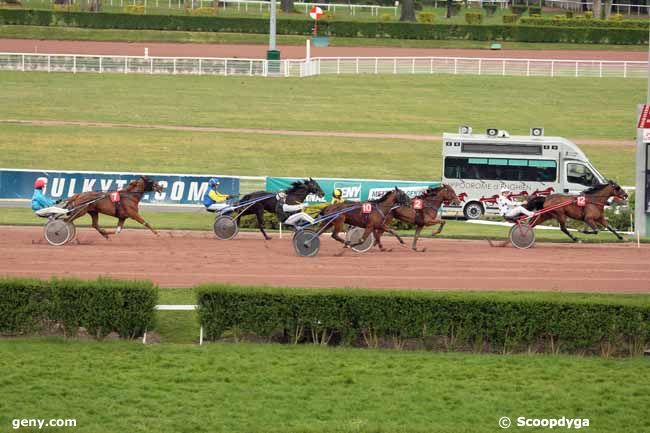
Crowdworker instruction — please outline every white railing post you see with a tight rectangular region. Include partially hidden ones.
[22,54,25,71]
[173,58,176,75]
[502,59,505,76]
[199,58,202,75]
[394,58,397,74]
[124,57,128,74]
[99,56,103,73]
[599,61,602,78]
[73,55,77,74]
[412,57,415,74]
[337,58,340,75]
[430,58,433,74]
[356,57,359,74]
[623,62,627,78]
[478,58,482,76]
[47,55,51,73]
[249,60,253,76]
[551,60,554,77]
[375,57,378,74]
[150,57,153,74]
[454,58,457,75]
[224,59,228,76]
[526,59,530,77]
[575,62,579,77]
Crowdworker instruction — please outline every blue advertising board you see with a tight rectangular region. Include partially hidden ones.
[0,169,240,205]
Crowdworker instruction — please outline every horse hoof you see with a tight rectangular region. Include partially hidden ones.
[265,236,272,241]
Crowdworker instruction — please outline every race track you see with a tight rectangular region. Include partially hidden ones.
[2,226,649,292]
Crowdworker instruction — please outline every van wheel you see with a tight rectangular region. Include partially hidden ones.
[463,201,484,220]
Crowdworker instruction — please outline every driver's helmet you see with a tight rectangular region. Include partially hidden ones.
[333,188,342,198]
[34,177,48,189]
[208,178,220,188]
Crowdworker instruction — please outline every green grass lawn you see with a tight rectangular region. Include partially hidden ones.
[0,72,642,141]
[2,25,646,51]
[0,123,636,184]
[1,339,649,433]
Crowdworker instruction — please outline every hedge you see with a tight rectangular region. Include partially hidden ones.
[197,286,650,356]
[0,277,158,338]
[520,16,649,29]
[0,9,646,44]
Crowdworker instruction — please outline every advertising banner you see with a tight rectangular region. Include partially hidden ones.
[266,176,439,203]
[0,169,239,205]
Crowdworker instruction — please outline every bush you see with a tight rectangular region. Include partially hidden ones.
[502,13,519,24]
[379,12,393,21]
[464,12,483,24]
[609,13,624,21]
[511,4,527,15]
[197,285,650,356]
[482,3,497,16]
[189,6,216,16]
[123,4,145,14]
[520,16,649,29]
[528,5,541,15]
[565,10,573,18]
[585,11,593,19]
[0,277,157,338]
[417,11,436,23]
[0,10,645,44]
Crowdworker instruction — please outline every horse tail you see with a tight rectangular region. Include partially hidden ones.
[526,196,545,211]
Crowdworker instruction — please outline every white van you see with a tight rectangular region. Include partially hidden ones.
[441,127,606,219]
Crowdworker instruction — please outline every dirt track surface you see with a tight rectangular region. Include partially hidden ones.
[1,38,646,61]
[2,226,649,292]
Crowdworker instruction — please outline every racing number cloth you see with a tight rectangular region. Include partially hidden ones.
[362,203,373,214]
[109,192,121,203]
[413,199,423,210]
[576,196,587,207]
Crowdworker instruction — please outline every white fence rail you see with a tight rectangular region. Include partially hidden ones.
[0,53,646,79]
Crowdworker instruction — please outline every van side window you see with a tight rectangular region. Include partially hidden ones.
[444,157,556,182]
[566,163,596,186]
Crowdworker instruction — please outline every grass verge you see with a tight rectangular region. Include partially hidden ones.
[1,25,647,51]
[0,339,649,433]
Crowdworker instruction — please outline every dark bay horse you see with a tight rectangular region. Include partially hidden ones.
[526,180,628,241]
[320,187,411,252]
[390,184,461,252]
[64,176,164,239]
[236,178,325,240]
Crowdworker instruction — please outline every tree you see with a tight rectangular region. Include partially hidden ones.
[400,0,416,21]
[281,0,294,13]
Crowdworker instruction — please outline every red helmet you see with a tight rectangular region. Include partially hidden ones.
[34,177,48,189]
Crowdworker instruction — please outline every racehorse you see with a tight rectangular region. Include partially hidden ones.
[236,178,325,240]
[63,176,164,239]
[320,187,411,252]
[390,184,461,252]
[525,180,628,242]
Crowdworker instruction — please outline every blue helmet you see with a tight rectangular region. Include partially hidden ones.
[208,178,220,187]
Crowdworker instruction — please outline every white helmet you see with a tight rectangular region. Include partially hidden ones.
[501,187,510,194]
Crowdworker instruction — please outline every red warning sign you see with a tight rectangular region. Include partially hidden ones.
[637,104,650,129]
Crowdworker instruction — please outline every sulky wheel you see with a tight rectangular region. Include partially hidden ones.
[509,224,536,249]
[65,222,76,244]
[44,220,72,246]
[213,215,239,240]
[292,229,320,257]
[346,227,374,253]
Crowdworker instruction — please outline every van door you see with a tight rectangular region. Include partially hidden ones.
[563,162,598,194]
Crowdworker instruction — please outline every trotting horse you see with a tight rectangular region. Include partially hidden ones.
[526,180,628,242]
[63,176,164,239]
[320,187,411,252]
[389,184,461,252]
[236,178,325,240]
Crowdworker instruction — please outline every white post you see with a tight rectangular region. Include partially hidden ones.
[279,223,282,239]
[199,326,203,345]
[430,57,433,74]
[478,58,482,75]
[502,59,505,76]
[99,56,103,73]
[412,57,415,74]
[375,57,378,74]
[306,38,311,62]
[142,330,147,344]
[150,57,153,74]
[623,62,627,78]
[173,58,176,75]
[199,58,202,75]
[599,61,602,78]
[356,57,359,74]
[225,59,228,76]
[551,60,554,77]
[144,47,149,58]
[575,62,579,77]
[22,54,25,71]
[526,59,530,76]
[47,55,51,73]
[337,58,340,74]
[454,58,458,74]
[393,58,397,74]
[249,60,253,76]
[73,55,77,74]
[124,57,127,74]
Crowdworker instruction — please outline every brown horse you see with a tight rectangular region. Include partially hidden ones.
[526,180,628,242]
[63,176,164,239]
[320,188,411,252]
[389,184,461,252]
